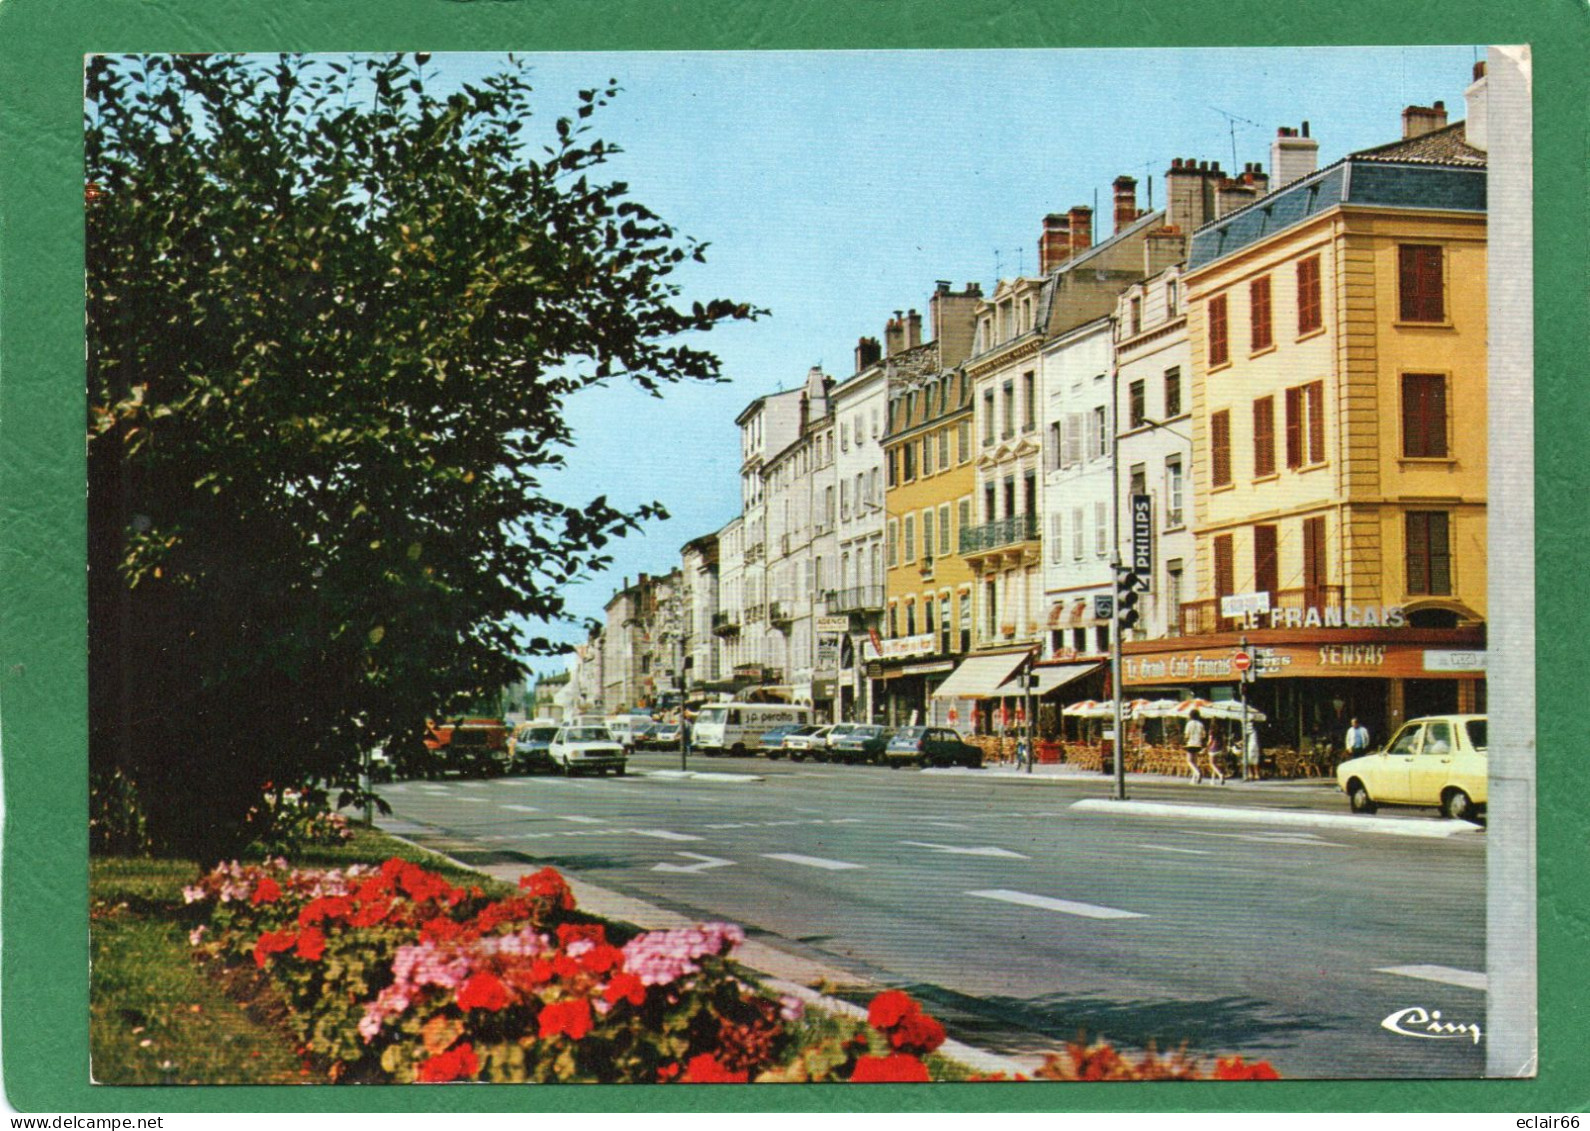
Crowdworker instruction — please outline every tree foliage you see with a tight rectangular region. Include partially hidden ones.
[86,54,757,861]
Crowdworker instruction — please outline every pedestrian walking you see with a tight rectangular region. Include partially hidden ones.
[1206,725,1227,784]
[1182,711,1207,784]
[1345,717,1371,760]
[1244,723,1263,781]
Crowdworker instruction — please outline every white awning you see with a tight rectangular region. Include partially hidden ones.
[931,653,1030,700]
[1027,662,1100,697]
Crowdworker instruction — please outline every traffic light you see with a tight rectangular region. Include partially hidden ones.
[1115,566,1142,631]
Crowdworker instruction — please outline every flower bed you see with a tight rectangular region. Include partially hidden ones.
[182,854,1278,1084]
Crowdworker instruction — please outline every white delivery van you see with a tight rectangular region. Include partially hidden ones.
[691,702,812,756]
[603,715,654,751]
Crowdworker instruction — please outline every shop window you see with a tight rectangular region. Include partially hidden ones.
[1398,244,1445,323]
[1250,275,1273,351]
[1297,255,1322,334]
[1401,373,1449,458]
[1406,511,1452,595]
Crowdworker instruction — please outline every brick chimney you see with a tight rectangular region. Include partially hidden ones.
[1067,205,1094,256]
[1165,157,1218,231]
[904,309,923,350]
[1465,60,1488,152]
[1112,175,1140,234]
[854,336,881,372]
[884,311,906,357]
[1402,100,1448,139]
[1269,123,1319,189]
[1038,213,1071,274]
[929,281,983,369]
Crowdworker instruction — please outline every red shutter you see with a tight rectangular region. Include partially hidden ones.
[1402,373,1448,458]
[1284,386,1303,469]
[1253,396,1275,478]
[1303,516,1327,607]
[1297,256,1322,334]
[1250,276,1273,351]
[1209,295,1228,366]
[1214,534,1234,599]
[1399,245,1444,322]
[1307,381,1325,464]
[1253,524,1279,597]
[1211,409,1231,487]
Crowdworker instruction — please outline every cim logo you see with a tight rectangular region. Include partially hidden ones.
[1380,1006,1482,1044]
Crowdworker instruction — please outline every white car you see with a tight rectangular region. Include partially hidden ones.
[548,725,628,777]
[1336,714,1487,820]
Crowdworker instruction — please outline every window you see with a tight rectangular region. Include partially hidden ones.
[905,601,916,636]
[1091,405,1109,460]
[982,390,995,444]
[1094,500,1108,557]
[958,498,972,545]
[839,478,850,521]
[958,419,971,462]
[1129,380,1146,430]
[1250,275,1273,351]
[1061,414,1083,469]
[1208,293,1229,366]
[856,472,866,510]
[1164,367,1182,417]
[938,504,951,556]
[1284,381,1326,468]
[886,449,897,487]
[921,434,934,476]
[887,519,899,568]
[1253,395,1276,478]
[923,598,934,639]
[1399,244,1444,322]
[1001,381,1015,439]
[1049,512,1064,564]
[1297,255,1322,334]
[1023,470,1038,517]
[1129,464,1147,498]
[959,592,972,652]
[1214,534,1235,605]
[938,427,950,468]
[1303,515,1327,607]
[921,510,934,562]
[1164,456,1184,527]
[824,486,835,527]
[1072,506,1085,560]
[1165,560,1184,635]
[1130,295,1142,336]
[1002,476,1016,519]
[1406,511,1452,595]
[1211,409,1232,487]
[984,484,996,523]
[869,468,881,506]
[902,443,916,481]
[1254,524,1279,597]
[1402,373,1449,457]
[888,603,898,638]
[1022,372,1036,432]
[903,515,916,563]
[1095,624,1111,654]
[1166,279,1179,318]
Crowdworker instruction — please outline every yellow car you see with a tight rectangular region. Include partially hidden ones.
[1336,714,1487,821]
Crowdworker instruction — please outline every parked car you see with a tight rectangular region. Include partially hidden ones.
[604,715,655,753]
[548,724,628,777]
[648,721,682,750]
[885,726,984,769]
[757,724,804,757]
[782,724,834,761]
[507,722,560,773]
[1336,714,1487,820]
[827,724,891,765]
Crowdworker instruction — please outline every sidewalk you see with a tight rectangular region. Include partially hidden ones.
[928,761,1337,790]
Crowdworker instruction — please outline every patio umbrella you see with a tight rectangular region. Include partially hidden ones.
[1061,700,1113,718]
[1198,699,1268,722]
[1132,699,1183,719]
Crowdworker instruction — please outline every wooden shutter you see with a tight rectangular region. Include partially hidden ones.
[1398,245,1444,322]
[1211,409,1232,486]
[1253,396,1276,478]
[1307,381,1325,464]
[1250,276,1273,351]
[1297,255,1322,333]
[1284,386,1303,469]
[1253,524,1279,598]
[1303,516,1327,606]
[1208,294,1229,365]
[1214,534,1235,601]
[1406,511,1452,595]
[1401,373,1448,458]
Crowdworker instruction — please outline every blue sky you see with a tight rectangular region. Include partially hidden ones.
[430,47,1485,680]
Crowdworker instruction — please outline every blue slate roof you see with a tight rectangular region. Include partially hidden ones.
[1188,159,1486,271]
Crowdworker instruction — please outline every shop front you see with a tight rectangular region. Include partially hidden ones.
[1122,625,1486,762]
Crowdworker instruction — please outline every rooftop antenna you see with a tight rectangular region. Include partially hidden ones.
[1210,105,1263,174]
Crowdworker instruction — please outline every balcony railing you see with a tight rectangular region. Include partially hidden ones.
[744,542,764,563]
[743,603,766,624]
[768,600,794,627]
[959,513,1040,555]
[1179,586,1346,636]
[710,611,740,637]
[827,585,885,614]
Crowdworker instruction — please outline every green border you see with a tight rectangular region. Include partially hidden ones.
[3,0,1584,1114]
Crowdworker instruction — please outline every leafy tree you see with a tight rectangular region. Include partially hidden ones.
[86,54,757,862]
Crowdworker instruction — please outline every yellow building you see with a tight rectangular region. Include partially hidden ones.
[1126,103,1489,751]
[879,367,977,724]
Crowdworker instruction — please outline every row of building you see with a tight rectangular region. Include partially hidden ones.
[545,67,1490,755]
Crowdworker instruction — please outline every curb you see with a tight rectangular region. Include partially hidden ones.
[634,769,765,783]
[1068,797,1482,838]
[377,823,1032,1078]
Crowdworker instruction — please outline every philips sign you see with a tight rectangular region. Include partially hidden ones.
[1130,494,1153,582]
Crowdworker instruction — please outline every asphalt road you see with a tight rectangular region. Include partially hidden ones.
[376,752,1488,1080]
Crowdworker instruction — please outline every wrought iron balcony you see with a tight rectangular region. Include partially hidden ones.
[827,585,885,614]
[958,513,1039,555]
[768,600,794,628]
[710,611,740,637]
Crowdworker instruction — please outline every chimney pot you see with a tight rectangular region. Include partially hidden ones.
[1302,121,1310,137]
[1473,59,1487,81]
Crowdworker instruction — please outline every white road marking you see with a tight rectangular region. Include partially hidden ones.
[556,815,605,824]
[1377,965,1488,991]
[900,841,1030,859]
[653,852,736,874]
[1183,829,1349,848]
[1136,844,1211,855]
[449,796,488,803]
[460,781,488,788]
[967,889,1145,920]
[761,853,865,871]
[629,829,704,841]
[925,821,972,830]
[705,822,754,829]
[1069,798,1478,839]
[499,804,540,813]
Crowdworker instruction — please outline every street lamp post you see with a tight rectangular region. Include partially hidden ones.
[1109,349,1128,801]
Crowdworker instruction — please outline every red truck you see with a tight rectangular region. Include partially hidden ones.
[424,717,511,777]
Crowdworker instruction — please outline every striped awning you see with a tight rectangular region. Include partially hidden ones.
[931,652,1030,700]
[1027,662,1100,697]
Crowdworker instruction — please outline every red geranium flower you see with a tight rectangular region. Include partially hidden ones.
[421,916,465,943]
[526,958,556,986]
[1213,1056,1280,1081]
[657,1062,682,1082]
[602,972,647,1008]
[519,867,575,910]
[888,1009,946,1055]
[456,971,511,1012]
[577,943,624,975]
[537,998,593,1041]
[850,1053,931,1083]
[252,929,298,968]
[551,953,581,981]
[250,877,282,905]
[416,1042,479,1083]
[348,897,392,928]
[557,922,607,947]
[680,1053,749,1084]
[867,989,919,1030]
[294,927,326,961]
[298,896,351,927]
